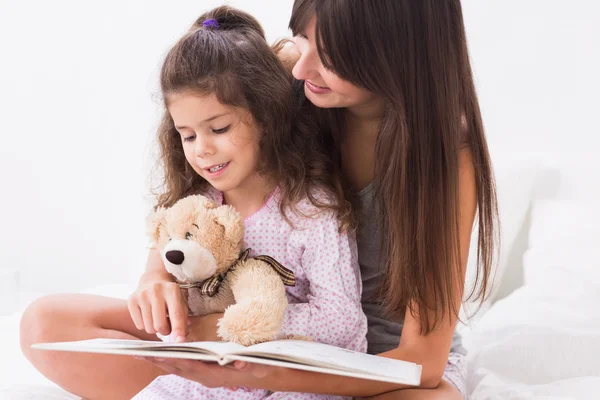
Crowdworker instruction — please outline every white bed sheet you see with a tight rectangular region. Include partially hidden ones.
[0,302,79,399]
[463,267,600,399]
[0,285,135,399]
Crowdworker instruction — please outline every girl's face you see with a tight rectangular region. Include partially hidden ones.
[292,16,380,110]
[168,92,262,195]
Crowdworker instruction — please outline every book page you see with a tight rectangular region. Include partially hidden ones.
[32,338,245,357]
[166,341,246,356]
[34,338,166,349]
[32,339,421,385]
[234,340,421,383]
[224,354,421,386]
[31,339,224,363]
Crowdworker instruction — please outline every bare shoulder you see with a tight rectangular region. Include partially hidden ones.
[457,148,478,275]
[458,148,477,213]
[459,147,475,179]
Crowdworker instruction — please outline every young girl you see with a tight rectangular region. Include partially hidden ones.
[20,6,366,400]
[142,1,499,399]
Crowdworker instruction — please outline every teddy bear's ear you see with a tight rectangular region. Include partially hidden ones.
[211,205,244,243]
[146,206,168,244]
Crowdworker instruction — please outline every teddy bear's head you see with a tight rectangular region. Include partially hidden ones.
[147,195,244,283]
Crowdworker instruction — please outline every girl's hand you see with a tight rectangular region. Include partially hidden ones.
[127,271,189,341]
[185,313,224,342]
[138,358,290,391]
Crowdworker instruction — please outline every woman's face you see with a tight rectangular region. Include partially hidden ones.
[292,17,380,110]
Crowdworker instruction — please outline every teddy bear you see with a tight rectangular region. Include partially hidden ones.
[146,194,296,346]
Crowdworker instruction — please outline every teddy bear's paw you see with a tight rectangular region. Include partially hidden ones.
[217,300,284,346]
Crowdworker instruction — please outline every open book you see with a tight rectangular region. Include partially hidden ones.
[33,338,422,386]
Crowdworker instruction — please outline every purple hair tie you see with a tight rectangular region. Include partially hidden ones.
[202,19,219,29]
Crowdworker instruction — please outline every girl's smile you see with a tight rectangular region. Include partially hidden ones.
[203,161,230,177]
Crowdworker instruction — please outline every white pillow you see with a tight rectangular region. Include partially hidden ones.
[465,196,600,396]
[461,158,539,324]
[551,162,600,202]
[524,198,600,289]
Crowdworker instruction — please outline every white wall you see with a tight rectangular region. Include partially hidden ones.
[463,0,600,167]
[0,0,294,293]
[0,1,598,294]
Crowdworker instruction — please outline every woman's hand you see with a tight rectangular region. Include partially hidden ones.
[127,271,189,341]
[139,358,292,391]
[139,353,394,396]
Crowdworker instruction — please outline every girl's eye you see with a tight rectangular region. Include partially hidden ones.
[212,125,230,134]
[185,232,193,240]
[183,135,196,142]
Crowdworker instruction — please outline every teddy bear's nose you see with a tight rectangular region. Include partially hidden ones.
[165,250,185,265]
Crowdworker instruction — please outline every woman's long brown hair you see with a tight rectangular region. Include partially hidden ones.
[290,0,499,334]
[153,6,351,230]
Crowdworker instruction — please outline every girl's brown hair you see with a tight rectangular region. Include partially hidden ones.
[290,0,499,334]
[153,6,351,229]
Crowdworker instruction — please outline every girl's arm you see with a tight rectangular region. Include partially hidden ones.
[279,212,367,351]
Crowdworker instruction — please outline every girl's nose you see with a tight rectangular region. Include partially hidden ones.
[194,135,215,157]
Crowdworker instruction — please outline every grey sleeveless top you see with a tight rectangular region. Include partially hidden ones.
[356,183,466,355]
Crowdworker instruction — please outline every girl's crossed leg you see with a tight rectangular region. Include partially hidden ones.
[20,293,165,400]
[134,373,347,399]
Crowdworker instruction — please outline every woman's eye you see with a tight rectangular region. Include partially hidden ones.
[212,125,230,134]
[185,232,193,240]
[183,135,196,142]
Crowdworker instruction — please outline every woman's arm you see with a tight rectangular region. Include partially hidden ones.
[391,148,478,387]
